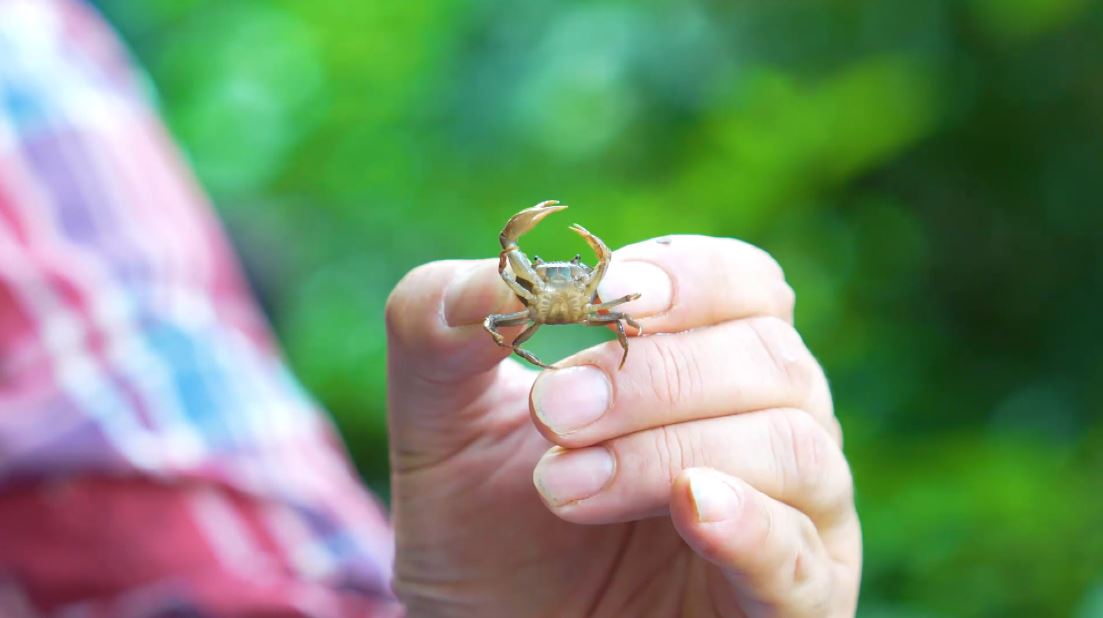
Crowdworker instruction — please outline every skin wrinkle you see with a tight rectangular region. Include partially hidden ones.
[789,547,836,618]
[747,317,801,399]
[743,318,833,429]
[393,364,532,476]
[742,410,845,526]
[708,573,743,618]
[582,523,635,618]
[658,423,689,489]
[789,516,816,600]
[609,532,689,617]
[644,344,662,419]
[764,411,794,513]
[680,336,706,408]
[642,329,707,396]
[561,318,839,449]
[790,514,819,588]
[656,339,686,412]
[785,413,826,503]
[760,409,853,523]
[719,486,781,617]
[557,403,853,524]
[394,360,513,421]
[477,430,545,504]
[671,338,694,409]
[799,414,856,521]
[776,410,829,516]
[675,545,702,617]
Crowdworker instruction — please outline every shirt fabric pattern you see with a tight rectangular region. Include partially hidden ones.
[0,1,397,615]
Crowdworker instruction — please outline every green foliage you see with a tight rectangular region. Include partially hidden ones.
[96,0,1103,614]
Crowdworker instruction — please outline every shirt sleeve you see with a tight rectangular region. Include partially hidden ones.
[0,1,398,616]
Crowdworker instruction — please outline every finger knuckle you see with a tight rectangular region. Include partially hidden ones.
[767,411,829,496]
[651,425,695,486]
[748,505,835,613]
[775,281,797,319]
[830,451,856,514]
[670,236,788,286]
[745,241,787,281]
[768,410,854,514]
[745,491,778,552]
[760,251,787,281]
[789,512,821,584]
[747,316,816,401]
[645,338,702,408]
[787,533,836,617]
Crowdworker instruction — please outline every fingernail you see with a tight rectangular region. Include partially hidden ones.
[688,469,742,523]
[443,262,515,327]
[533,447,615,506]
[532,365,611,435]
[598,260,672,317]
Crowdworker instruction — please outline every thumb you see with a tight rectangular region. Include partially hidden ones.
[385,259,531,460]
[670,468,841,617]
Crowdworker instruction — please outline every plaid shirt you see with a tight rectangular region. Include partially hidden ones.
[0,1,398,616]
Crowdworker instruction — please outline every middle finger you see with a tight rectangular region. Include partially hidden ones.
[529,315,839,448]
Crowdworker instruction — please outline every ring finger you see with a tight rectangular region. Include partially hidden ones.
[530,315,839,448]
[532,407,854,529]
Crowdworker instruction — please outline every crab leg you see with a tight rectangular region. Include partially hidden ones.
[586,293,641,311]
[585,313,638,369]
[569,223,612,301]
[587,294,643,336]
[499,269,536,304]
[510,322,554,369]
[483,310,530,347]
[587,311,642,337]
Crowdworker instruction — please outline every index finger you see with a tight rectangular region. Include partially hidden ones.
[597,235,794,332]
[442,236,792,335]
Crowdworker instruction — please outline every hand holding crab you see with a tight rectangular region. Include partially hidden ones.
[484,200,643,369]
[386,210,861,617]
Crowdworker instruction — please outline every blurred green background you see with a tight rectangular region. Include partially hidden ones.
[95,0,1103,615]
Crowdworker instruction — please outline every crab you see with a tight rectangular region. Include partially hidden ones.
[483,200,643,369]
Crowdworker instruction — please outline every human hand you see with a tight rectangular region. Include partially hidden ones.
[385,235,861,617]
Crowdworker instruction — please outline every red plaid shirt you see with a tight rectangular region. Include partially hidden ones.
[0,1,398,615]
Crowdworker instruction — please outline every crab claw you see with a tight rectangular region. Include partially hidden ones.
[500,200,568,249]
[570,222,613,300]
[568,223,610,263]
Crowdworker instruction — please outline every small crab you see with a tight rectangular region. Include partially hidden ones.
[483,200,643,369]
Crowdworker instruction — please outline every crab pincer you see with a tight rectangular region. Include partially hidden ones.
[500,200,567,248]
[498,200,567,269]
